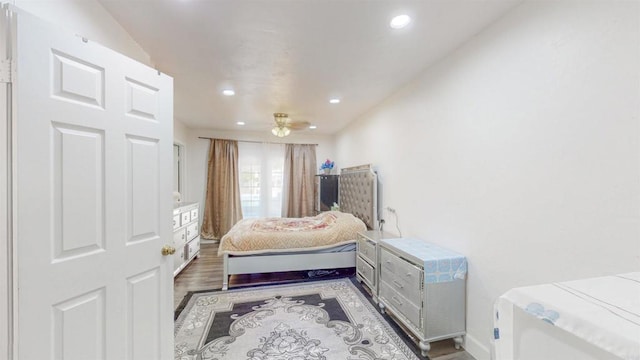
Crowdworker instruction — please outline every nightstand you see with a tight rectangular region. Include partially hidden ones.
[378,238,467,357]
[356,230,396,302]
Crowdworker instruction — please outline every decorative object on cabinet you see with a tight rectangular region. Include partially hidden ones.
[319,158,334,174]
[173,202,200,276]
[378,238,467,357]
[356,230,396,303]
[315,174,339,213]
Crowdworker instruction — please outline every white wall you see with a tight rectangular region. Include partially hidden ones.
[185,129,335,228]
[12,0,150,65]
[335,1,640,359]
[174,119,189,146]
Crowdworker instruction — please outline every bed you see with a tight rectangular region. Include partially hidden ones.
[219,164,378,290]
[492,272,640,360]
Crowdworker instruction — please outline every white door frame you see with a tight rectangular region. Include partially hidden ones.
[0,6,15,360]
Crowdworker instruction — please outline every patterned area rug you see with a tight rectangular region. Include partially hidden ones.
[174,278,420,360]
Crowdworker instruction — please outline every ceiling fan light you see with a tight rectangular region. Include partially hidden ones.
[271,126,290,137]
[272,113,292,137]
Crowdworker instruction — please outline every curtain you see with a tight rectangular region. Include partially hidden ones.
[200,139,243,240]
[282,144,317,217]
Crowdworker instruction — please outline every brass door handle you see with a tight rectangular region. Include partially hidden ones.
[161,245,176,256]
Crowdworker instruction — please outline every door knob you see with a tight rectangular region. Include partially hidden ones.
[161,245,176,256]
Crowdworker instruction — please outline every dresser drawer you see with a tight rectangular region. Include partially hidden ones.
[380,280,422,330]
[380,266,422,305]
[380,248,422,288]
[172,214,181,230]
[356,255,375,286]
[186,222,198,241]
[181,211,191,224]
[187,237,200,259]
[173,228,187,248]
[358,236,376,265]
[173,246,185,272]
[190,208,198,220]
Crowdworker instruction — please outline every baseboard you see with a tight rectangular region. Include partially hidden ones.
[464,333,491,360]
[200,239,218,244]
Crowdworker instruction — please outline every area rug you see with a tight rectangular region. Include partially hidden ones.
[174,278,420,360]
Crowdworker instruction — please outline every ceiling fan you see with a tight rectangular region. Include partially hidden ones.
[271,113,311,137]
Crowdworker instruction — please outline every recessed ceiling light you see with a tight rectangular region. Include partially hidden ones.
[309,125,317,129]
[222,89,235,96]
[236,121,245,126]
[390,14,411,29]
[329,98,341,104]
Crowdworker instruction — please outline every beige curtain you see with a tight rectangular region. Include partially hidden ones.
[282,144,317,217]
[200,139,243,240]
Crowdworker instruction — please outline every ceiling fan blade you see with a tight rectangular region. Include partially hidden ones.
[288,121,311,130]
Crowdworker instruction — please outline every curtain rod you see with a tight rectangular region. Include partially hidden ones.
[198,136,318,146]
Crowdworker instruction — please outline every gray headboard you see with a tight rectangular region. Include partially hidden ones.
[339,164,378,230]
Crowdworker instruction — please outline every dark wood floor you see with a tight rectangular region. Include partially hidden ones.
[173,242,475,360]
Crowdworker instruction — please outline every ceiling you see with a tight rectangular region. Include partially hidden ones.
[99,0,521,135]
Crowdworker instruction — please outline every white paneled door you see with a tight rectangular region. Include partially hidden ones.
[10,8,174,360]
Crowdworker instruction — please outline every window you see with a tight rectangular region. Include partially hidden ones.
[238,142,284,218]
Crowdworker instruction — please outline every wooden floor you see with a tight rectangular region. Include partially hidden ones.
[173,242,475,360]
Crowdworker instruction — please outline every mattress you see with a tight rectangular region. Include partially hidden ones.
[218,211,366,255]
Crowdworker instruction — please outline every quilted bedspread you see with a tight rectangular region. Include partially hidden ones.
[218,211,367,255]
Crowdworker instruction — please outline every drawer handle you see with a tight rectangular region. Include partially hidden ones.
[405,272,412,277]
[182,234,185,239]
[391,296,403,306]
[187,230,191,236]
[392,280,404,289]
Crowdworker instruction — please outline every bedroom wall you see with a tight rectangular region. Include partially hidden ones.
[174,120,189,145]
[184,129,336,232]
[12,0,150,65]
[334,1,640,359]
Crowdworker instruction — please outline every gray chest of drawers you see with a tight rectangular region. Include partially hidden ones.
[378,238,467,357]
[355,230,395,302]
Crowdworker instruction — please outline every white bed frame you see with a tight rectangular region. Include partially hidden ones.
[221,164,378,290]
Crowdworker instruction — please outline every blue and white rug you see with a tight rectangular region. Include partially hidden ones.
[174,278,420,360]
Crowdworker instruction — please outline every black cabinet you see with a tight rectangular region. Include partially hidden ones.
[315,175,339,212]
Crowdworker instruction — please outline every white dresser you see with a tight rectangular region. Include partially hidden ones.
[172,202,200,276]
[378,238,467,357]
[356,230,395,302]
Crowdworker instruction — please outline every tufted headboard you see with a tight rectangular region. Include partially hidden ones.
[339,164,378,230]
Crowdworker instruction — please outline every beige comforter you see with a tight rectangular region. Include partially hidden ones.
[218,211,367,255]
